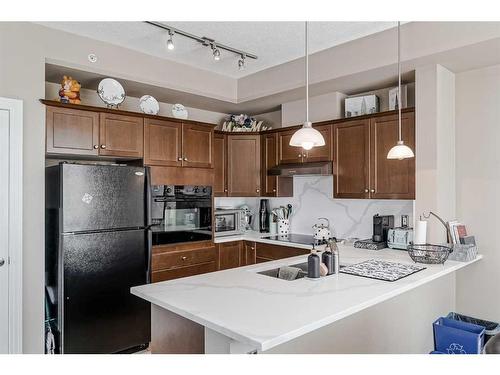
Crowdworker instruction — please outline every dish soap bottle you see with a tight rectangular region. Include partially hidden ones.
[307,245,320,279]
[321,247,334,276]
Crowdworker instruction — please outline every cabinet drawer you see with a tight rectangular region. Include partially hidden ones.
[256,243,309,260]
[151,262,217,283]
[152,246,216,271]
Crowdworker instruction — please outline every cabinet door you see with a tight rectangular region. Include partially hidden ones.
[278,129,304,164]
[217,241,242,270]
[243,241,256,266]
[370,111,415,199]
[182,123,214,168]
[144,119,182,167]
[213,133,227,197]
[255,243,309,263]
[99,113,144,158]
[227,135,261,197]
[333,119,370,199]
[261,133,278,196]
[46,106,99,155]
[304,124,333,162]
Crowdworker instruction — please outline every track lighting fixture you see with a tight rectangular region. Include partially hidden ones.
[238,55,246,70]
[166,30,175,50]
[146,21,257,70]
[212,45,221,61]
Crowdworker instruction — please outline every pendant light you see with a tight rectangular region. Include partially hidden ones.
[289,22,325,151]
[387,22,414,160]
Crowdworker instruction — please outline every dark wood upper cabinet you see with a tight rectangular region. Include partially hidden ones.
[227,134,261,197]
[99,113,144,158]
[46,106,99,155]
[144,118,182,167]
[278,129,304,164]
[182,123,214,168]
[304,124,333,162]
[370,112,415,199]
[333,119,370,199]
[261,133,278,196]
[213,132,227,196]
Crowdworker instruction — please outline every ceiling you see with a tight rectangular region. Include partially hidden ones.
[38,21,396,78]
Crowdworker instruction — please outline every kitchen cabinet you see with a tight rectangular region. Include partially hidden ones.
[333,109,415,199]
[46,106,100,156]
[217,241,243,270]
[255,243,309,263]
[261,133,278,196]
[333,119,370,199]
[99,113,144,158]
[278,124,332,164]
[144,118,182,167]
[369,112,415,199]
[151,241,217,283]
[243,241,256,266]
[182,123,214,168]
[214,132,227,197]
[227,134,261,197]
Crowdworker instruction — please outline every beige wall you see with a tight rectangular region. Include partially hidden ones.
[455,64,500,321]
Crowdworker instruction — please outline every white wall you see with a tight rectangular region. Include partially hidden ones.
[45,83,228,124]
[281,92,346,127]
[455,64,500,321]
[216,177,413,240]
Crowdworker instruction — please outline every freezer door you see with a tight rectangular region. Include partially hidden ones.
[61,164,146,232]
[61,230,150,354]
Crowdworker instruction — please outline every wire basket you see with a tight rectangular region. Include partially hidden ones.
[407,244,452,264]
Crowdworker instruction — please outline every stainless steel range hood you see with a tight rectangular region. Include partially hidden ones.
[268,161,333,177]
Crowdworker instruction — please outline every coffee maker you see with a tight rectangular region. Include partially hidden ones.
[259,199,270,233]
[372,214,394,243]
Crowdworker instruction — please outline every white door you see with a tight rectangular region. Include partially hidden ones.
[0,107,10,353]
[0,98,22,354]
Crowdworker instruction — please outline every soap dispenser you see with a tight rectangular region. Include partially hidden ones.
[321,247,334,276]
[307,245,320,279]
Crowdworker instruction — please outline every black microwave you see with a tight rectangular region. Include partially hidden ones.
[150,185,212,245]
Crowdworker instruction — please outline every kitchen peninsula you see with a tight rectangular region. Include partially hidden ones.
[132,236,481,354]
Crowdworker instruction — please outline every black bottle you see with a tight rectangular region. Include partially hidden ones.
[259,199,270,233]
[321,250,334,276]
[307,245,320,279]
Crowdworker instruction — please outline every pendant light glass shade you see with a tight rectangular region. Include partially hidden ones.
[289,122,325,150]
[290,22,325,151]
[387,21,414,160]
[387,140,415,160]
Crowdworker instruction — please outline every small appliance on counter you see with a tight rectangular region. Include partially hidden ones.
[372,214,394,243]
[312,218,332,241]
[259,199,270,233]
[214,208,246,237]
[387,227,414,250]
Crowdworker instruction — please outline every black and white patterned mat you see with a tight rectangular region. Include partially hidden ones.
[340,259,426,282]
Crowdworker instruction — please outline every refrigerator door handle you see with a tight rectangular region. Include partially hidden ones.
[145,166,152,228]
[146,229,152,284]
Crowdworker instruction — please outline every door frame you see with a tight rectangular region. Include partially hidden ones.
[0,97,23,353]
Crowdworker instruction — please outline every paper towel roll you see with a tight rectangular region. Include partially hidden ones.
[414,220,427,244]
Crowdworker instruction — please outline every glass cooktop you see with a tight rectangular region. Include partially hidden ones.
[262,234,327,246]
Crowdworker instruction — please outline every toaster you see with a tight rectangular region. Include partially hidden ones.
[387,228,413,250]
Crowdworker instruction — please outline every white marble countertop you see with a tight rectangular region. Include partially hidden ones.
[132,245,482,352]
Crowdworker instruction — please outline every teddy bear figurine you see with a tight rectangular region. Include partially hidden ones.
[59,75,81,104]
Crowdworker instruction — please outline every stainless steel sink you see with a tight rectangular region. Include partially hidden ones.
[257,262,346,281]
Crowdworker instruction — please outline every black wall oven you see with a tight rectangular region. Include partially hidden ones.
[150,185,212,245]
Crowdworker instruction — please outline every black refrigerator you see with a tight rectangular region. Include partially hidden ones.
[45,163,151,354]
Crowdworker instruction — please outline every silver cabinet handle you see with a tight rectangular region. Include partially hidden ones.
[100,144,106,149]
[183,157,188,161]
[256,189,260,193]
[224,189,228,192]
[181,256,187,261]
[297,154,302,157]
[364,189,369,193]
[302,154,307,158]
[178,157,182,161]
[0,258,5,267]
[272,189,276,193]
[370,189,375,193]
[93,145,99,149]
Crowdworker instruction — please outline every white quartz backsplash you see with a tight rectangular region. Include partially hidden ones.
[215,176,414,240]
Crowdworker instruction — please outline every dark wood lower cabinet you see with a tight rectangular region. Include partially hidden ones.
[243,241,256,265]
[255,243,309,263]
[216,241,243,270]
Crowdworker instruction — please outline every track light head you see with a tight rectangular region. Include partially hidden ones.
[238,55,246,70]
[212,45,221,61]
[166,30,174,50]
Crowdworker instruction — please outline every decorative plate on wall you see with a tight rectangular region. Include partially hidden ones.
[139,95,160,115]
[97,78,126,107]
[172,103,188,119]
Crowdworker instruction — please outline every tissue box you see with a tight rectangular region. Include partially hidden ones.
[345,95,379,118]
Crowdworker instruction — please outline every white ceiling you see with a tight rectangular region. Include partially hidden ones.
[38,21,396,78]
